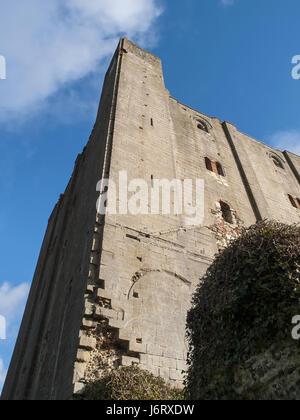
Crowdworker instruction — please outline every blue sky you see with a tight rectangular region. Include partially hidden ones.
[0,0,299,391]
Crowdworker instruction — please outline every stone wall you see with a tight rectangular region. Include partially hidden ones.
[1,41,123,401]
[2,38,300,400]
[72,39,300,396]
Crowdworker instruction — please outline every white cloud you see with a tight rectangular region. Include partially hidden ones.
[0,0,162,121]
[0,282,29,393]
[269,130,300,156]
[0,282,29,325]
[0,359,7,390]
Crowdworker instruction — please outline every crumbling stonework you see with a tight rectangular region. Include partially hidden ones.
[209,201,244,251]
[2,38,300,400]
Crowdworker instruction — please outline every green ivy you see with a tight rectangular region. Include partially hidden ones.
[185,221,300,400]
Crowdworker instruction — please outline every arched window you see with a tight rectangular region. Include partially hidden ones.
[220,201,233,224]
[271,155,284,169]
[197,120,209,133]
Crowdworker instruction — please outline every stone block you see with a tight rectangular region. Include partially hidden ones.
[108,319,124,330]
[176,359,187,372]
[121,355,140,366]
[76,350,91,363]
[97,289,112,300]
[152,355,163,367]
[163,357,177,369]
[73,362,87,383]
[129,341,147,354]
[73,382,86,395]
[147,344,163,357]
[84,302,94,316]
[139,354,150,365]
[169,369,183,381]
[82,319,96,329]
[94,307,116,320]
[79,336,97,350]
[159,367,170,380]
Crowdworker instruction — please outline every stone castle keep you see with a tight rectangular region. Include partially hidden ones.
[2,38,300,400]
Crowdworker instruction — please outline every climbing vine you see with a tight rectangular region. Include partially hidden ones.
[186,221,300,400]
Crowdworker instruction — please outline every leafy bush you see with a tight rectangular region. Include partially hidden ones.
[83,366,184,400]
[186,221,300,400]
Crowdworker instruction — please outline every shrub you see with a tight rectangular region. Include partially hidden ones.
[83,366,184,400]
[186,221,300,400]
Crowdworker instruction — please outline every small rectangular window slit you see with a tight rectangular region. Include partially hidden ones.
[98,279,105,289]
[126,234,140,242]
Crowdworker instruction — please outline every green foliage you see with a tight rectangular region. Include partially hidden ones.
[186,221,300,400]
[83,366,184,400]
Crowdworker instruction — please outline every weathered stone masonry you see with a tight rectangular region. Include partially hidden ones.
[2,38,300,400]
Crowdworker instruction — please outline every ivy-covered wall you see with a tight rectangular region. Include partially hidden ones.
[186,221,300,400]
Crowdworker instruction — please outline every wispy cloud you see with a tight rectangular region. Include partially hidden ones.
[0,280,30,396]
[269,129,300,156]
[0,0,163,122]
[0,359,7,390]
[0,282,29,330]
[0,281,29,392]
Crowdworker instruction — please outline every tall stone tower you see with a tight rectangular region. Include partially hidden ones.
[2,39,300,400]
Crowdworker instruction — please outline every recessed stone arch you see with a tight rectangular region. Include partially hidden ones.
[124,270,191,355]
[268,152,285,169]
[193,116,213,133]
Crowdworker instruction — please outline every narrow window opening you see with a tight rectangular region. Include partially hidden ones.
[288,194,297,208]
[289,194,300,209]
[98,279,105,289]
[126,234,141,242]
[151,175,154,188]
[133,292,139,299]
[216,162,225,177]
[205,158,225,177]
[220,201,233,224]
[205,157,213,172]
[136,338,143,344]
[150,118,154,127]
